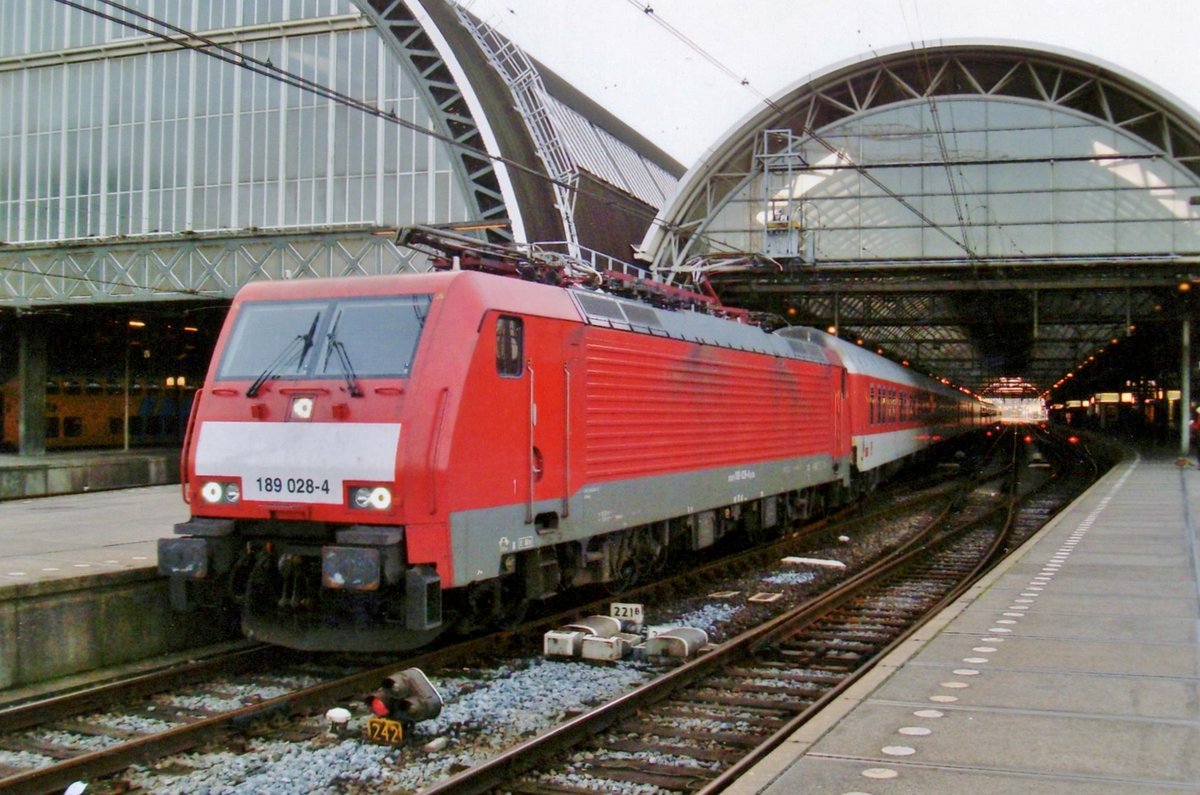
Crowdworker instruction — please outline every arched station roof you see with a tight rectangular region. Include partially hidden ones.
[0,0,681,308]
[360,0,682,251]
[643,41,1200,398]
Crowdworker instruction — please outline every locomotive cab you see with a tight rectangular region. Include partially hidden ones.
[160,270,585,651]
[161,275,457,650]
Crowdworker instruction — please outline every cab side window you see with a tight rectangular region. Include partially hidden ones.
[496,315,524,377]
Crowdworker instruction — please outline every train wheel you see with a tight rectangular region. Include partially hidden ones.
[495,571,530,629]
[605,556,639,595]
[459,576,530,633]
[636,526,668,577]
[457,580,501,634]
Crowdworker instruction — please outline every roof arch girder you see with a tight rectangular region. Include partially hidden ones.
[353,0,519,241]
[647,43,1200,278]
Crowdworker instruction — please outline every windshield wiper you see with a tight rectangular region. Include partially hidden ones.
[246,313,320,398]
[322,310,363,397]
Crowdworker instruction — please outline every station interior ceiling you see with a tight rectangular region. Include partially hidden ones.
[0,302,226,388]
[705,261,1195,406]
[647,46,1200,407]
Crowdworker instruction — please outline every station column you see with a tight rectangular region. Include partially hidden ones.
[17,315,47,456]
[1182,318,1192,461]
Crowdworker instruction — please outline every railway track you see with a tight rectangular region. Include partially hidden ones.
[0,431,1096,794]
[0,619,546,795]
[422,432,1096,794]
[0,462,970,794]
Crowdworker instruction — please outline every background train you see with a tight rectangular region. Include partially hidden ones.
[0,376,195,451]
[159,251,995,651]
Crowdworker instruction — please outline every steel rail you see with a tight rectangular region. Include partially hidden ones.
[0,643,272,734]
[419,472,991,795]
[0,629,508,795]
[0,461,981,794]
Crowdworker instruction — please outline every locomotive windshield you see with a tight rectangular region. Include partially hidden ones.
[217,295,431,383]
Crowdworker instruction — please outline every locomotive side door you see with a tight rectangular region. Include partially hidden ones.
[523,318,570,531]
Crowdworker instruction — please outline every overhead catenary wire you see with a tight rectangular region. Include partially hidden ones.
[6,0,774,308]
[57,0,582,198]
[70,0,967,265]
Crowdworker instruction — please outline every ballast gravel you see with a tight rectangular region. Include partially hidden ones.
[113,481,956,793]
[674,602,743,634]
[0,748,55,770]
[761,570,816,586]
[130,658,653,794]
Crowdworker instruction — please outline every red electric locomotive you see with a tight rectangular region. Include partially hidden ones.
[159,241,991,651]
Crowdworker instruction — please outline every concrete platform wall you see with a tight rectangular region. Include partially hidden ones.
[0,570,236,690]
[0,451,179,501]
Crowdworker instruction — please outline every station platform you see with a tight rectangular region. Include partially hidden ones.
[0,481,234,691]
[729,450,1200,793]
[0,485,183,587]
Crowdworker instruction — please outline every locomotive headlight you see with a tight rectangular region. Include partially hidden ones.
[201,480,240,504]
[350,486,393,510]
[352,487,372,509]
[291,396,314,420]
[369,487,392,510]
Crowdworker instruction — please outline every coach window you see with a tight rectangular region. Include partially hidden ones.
[496,315,524,377]
[64,417,84,438]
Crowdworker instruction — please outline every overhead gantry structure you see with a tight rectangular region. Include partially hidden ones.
[641,42,1200,401]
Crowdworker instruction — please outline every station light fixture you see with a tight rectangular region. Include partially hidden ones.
[128,319,146,328]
